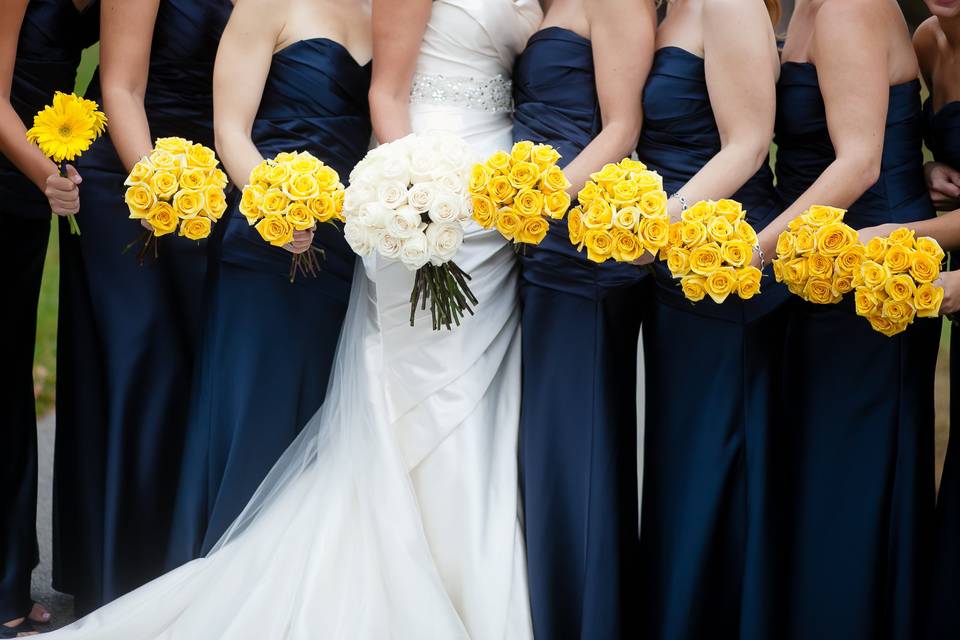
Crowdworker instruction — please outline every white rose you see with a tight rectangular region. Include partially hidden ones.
[408,144,436,183]
[425,222,464,264]
[400,231,430,270]
[357,202,392,228]
[432,173,465,196]
[377,181,408,209]
[440,141,472,174]
[428,191,463,224]
[379,154,411,184]
[344,220,375,257]
[377,233,403,259]
[343,184,377,217]
[407,182,436,213]
[386,205,423,239]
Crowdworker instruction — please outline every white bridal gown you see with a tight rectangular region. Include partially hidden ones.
[45,1,541,639]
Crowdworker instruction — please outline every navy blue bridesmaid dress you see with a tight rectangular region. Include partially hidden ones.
[512,27,648,640]
[923,97,960,638]
[634,46,786,640]
[0,0,98,625]
[165,38,371,565]
[774,63,938,640]
[53,0,233,613]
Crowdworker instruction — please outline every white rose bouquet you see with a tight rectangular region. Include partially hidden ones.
[343,133,478,330]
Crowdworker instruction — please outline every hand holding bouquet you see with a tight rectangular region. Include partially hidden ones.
[342,132,477,331]
[663,199,763,304]
[468,141,571,245]
[238,151,345,282]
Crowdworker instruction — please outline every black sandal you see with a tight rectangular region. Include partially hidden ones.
[0,617,36,639]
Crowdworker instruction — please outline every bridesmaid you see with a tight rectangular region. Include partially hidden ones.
[512,1,655,637]
[754,0,938,637]
[53,0,233,613]
[0,1,98,634]
[165,0,371,564]
[634,1,783,638]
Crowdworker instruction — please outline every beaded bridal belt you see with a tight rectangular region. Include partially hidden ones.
[410,72,513,113]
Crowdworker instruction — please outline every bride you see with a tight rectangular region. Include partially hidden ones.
[44,0,541,638]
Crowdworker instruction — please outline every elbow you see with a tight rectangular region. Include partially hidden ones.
[602,118,643,158]
[368,84,405,118]
[841,153,882,193]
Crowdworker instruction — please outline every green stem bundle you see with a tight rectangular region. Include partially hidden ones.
[409,261,479,331]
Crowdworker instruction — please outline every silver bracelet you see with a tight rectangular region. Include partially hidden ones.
[753,243,766,271]
[669,191,688,211]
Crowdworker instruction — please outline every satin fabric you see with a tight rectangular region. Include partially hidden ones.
[924,98,960,639]
[166,39,371,566]
[774,63,938,640]
[53,0,233,613]
[634,46,786,640]
[0,0,98,621]
[44,2,544,637]
[512,27,646,640]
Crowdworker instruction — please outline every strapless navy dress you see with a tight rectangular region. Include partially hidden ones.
[165,38,371,565]
[924,97,960,639]
[53,0,233,613]
[774,63,938,640]
[0,0,98,622]
[512,27,648,640]
[634,47,786,640]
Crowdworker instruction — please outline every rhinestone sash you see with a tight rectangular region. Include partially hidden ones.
[409,72,513,113]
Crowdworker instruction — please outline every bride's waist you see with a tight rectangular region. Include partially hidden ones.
[409,71,513,114]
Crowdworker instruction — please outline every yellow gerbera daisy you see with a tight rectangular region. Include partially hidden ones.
[26,91,107,163]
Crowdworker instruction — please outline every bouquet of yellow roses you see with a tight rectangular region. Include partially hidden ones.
[469,141,571,245]
[853,228,944,336]
[772,205,861,304]
[26,91,108,235]
[567,158,670,263]
[123,137,228,262]
[238,150,345,282]
[663,199,763,304]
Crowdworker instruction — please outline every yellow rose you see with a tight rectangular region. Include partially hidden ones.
[154,136,191,156]
[611,179,641,205]
[680,275,707,302]
[203,185,228,220]
[807,253,834,279]
[916,236,945,263]
[787,216,805,232]
[632,170,662,194]
[860,260,890,290]
[332,190,345,220]
[773,258,785,283]
[784,257,808,285]
[469,164,493,194]
[884,273,917,302]
[150,170,179,200]
[865,236,888,262]
[508,161,540,190]
[668,221,684,247]
[689,242,722,276]
[802,205,845,227]
[249,161,272,189]
[495,206,522,241]
[706,216,734,243]
[487,175,517,205]
[915,282,944,318]
[612,229,643,262]
[531,143,561,170]
[173,189,204,219]
[869,316,906,337]
[583,228,614,263]
[883,244,911,273]
[776,230,796,260]
[283,173,321,201]
[239,185,265,224]
[888,227,916,249]
[680,220,707,247]
[178,167,207,191]
[511,140,534,163]
[514,188,544,218]
[583,198,614,229]
[186,143,218,170]
[261,188,290,216]
[737,266,762,300]
[541,165,571,194]
[126,160,154,185]
[639,190,668,218]
[577,181,603,205]
[125,183,156,218]
[803,277,837,304]
[273,151,297,164]
[487,150,511,172]
[208,168,229,189]
[704,267,737,304]
[590,163,628,187]
[614,206,641,232]
[315,165,340,192]
[178,216,212,241]
[640,217,670,253]
[815,222,857,256]
[149,148,184,172]
[832,275,854,296]
[794,228,815,255]
[666,247,691,277]
[308,192,337,223]
[517,216,549,245]
[882,298,915,325]
[544,190,572,219]
[147,201,178,236]
[735,219,758,245]
[720,240,751,268]
[681,200,715,223]
[472,195,496,228]
[289,152,321,175]
[286,202,316,231]
[855,288,881,316]
[568,207,585,245]
[909,251,939,284]
[266,162,291,185]
[619,158,647,173]
[255,214,294,247]
[714,199,744,223]
[835,244,866,275]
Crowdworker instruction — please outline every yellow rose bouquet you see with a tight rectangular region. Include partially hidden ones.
[852,228,944,336]
[662,199,763,304]
[238,150,345,282]
[26,91,108,235]
[566,158,669,263]
[468,141,571,246]
[772,205,861,305]
[123,137,228,262]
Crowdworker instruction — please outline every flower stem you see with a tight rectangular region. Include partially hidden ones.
[58,161,81,235]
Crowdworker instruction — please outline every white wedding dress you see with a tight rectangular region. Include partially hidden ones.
[45,1,541,638]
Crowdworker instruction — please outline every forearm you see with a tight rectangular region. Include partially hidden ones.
[905,209,960,251]
[102,86,153,172]
[0,103,58,189]
[561,120,640,196]
[666,140,770,219]
[215,126,263,188]
[370,88,412,143]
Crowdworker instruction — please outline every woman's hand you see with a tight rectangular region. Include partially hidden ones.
[924,162,960,211]
[938,270,960,316]
[284,228,315,254]
[856,222,899,244]
[45,164,82,216]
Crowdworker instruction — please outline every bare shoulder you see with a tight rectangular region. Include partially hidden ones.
[702,0,770,22]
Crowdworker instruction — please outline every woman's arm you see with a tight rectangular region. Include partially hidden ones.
[100,0,160,172]
[0,0,81,214]
[559,0,656,195]
[756,0,889,256]
[369,0,432,142]
[660,0,778,221]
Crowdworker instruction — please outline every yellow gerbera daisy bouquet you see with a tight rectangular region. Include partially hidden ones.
[567,158,670,263]
[123,137,228,262]
[662,199,763,304]
[852,228,944,336]
[772,205,861,305]
[25,91,108,235]
[238,150,345,283]
[468,141,571,246]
